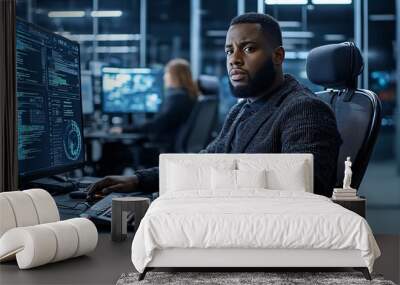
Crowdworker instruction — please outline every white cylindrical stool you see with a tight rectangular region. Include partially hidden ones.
[111,197,150,242]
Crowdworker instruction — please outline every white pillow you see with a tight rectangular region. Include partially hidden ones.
[238,159,308,192]
[167,163,210,191]
[211,168,267,191]
[267,161,307,191]
[211,168,236,190]
[237,169,267,189]
[166,160,236,192]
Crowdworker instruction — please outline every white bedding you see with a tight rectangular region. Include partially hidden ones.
[131,190,380,273]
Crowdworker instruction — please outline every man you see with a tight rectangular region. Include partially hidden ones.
[88,13,342,198]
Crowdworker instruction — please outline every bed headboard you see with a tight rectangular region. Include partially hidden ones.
[159,153,314,196]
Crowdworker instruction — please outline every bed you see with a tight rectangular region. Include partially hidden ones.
[131,154,380,280]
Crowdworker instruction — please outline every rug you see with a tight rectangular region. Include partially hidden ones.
[116,271,396,285]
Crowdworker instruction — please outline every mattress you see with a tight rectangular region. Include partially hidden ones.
[131,190,380,273]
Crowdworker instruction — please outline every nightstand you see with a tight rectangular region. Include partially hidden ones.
[331,197,366,218]
[111,197,150,242]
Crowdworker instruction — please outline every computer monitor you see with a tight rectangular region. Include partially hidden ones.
[16,19,85,182]
[101,67,163,113]
[81,71,94,114]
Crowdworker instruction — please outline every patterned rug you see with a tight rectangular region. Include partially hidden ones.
[116,271,396,285]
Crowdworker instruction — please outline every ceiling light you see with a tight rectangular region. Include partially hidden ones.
[90,46,138,54]
[90,11,123,17]
[48,11,85,18]
[206,30,228,37]
[311,0,351,4]
[265,0,308,5]
[282,31,314,38]
[96,34,140,41]
[369,14,395,21]
[324,34,346,41]
[57,33,140,42]
[279,21,302,28]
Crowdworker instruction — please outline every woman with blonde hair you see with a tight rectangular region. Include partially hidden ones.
[117,58,199,152]
[163,58,199,100]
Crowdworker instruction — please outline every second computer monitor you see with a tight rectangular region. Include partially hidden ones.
[102,67,163,114]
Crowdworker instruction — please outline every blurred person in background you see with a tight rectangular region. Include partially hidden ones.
[111,58,199,151]
[98,59,199,174]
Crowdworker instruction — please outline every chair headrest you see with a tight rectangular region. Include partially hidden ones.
[197,75,220,96]
[306,42,363,89]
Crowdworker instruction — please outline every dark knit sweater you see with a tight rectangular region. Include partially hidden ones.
[135,74,342,197]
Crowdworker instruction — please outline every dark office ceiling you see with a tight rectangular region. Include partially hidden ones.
[16,0,396,71]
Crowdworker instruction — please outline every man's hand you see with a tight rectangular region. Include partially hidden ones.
[86,175,139,200]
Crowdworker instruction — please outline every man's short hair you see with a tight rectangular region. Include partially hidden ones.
[230,13,282,48]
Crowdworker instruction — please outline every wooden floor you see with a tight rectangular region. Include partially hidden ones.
[0,234,398,285]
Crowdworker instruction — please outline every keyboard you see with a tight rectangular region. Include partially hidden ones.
[81,192,149,224]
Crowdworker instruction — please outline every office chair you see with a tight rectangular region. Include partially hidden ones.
[197,75,221,139]
[141,75,220,154]
[138,76,220,164]
[198,75,220,97]
[306,42,382,189]
[175,96,219,153]
[138,97,218,167]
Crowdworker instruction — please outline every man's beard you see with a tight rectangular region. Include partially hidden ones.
[229,57,276,99]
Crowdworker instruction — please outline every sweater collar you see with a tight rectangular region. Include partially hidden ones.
[245,74,300,112]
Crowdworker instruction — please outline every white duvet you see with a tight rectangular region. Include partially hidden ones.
[131,190,380,273]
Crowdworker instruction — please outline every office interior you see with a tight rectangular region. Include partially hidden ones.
[0,0,399,284]
[12,0,399,231]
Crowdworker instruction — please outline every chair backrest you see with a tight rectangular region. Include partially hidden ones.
[306,42,382,189]
[175,97,219,153]
[197,75,220,96]
[159,153,313,196]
